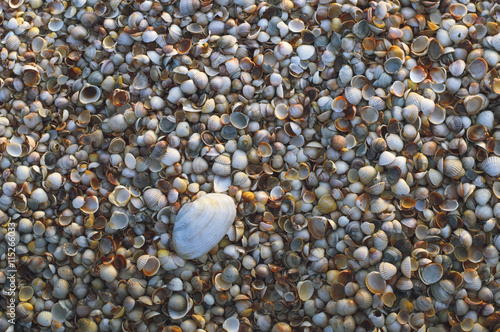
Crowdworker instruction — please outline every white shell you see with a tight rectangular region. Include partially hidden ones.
[173,194,236,259]
[161,148,181,166]
[344,87,362,105]
[223,317,240,332]
[37,311,53,327]
[378,151,396,166]
[142,30,158,43]
[448,25,469,44]
[232,149,249,170]
[296,45,315,60]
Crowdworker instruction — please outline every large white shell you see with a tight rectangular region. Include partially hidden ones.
[173,194,236,259]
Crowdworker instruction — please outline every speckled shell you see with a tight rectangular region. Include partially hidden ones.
[173,194,236,259]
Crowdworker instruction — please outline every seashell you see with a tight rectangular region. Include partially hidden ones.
[317,195,337,214]
[366,272,386,294]
[79,84,101,104]
[443,158,463,181]
[344,87,362,105]
[419,98,435,117]
[379,151,396,166]
[179,0,201,16]
[81,196,99,214]
[411,35,429,55]
[144,189,168,211]
[384,57,403,74]
[276,42,293,57]
[449,60,466,77]
[139,256,160,276]
[354,288,373,309]
[336,299,358,316]
[401,257,413,278]
[37,311,53,327]
[213,153,232,176]
[308,217,328,240]
[428,38,444,60]
[361,106,379,124]
[358,166,377,185]
[168,292,193,319]
[132,72,148,90]
[409,66,427,83]
[419,263,443,285]
[482,156,500,177]
[230,112,250,129]
[172,194,236,259]
[77,318,98,332]
[112,89,130,107]
[53,279,70,299]
[161,148,181,166]
[99,264,118,282]
[289,19,305,33]
[448,25,469,44]
[297,280,314,301]
[223,317,240,332]
[449,3,468,20]
[6,142,22,157]
[19,286,34,302]
[297,45,315,60]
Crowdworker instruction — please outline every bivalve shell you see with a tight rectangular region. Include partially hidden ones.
[173,194,236,259]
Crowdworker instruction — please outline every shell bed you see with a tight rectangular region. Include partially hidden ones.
[4,0,500,331]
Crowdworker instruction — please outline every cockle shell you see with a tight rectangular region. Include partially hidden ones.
[482,156,500,177]
[173,194,236,259]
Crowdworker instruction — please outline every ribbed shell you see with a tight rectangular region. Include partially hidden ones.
[137,255,150,271]
[193,157,209,174]
[161,148,181,166]
[443,156,463,178]
[173,194,236,259]
[77,318,98,332]
[378,151,396,166]
[482,156,500,177]
[297,45,315,60]
[401,256,412,278]
[213,153,232,176]
[358,166,377,185]
[344,87,362,105]
[52,279,70,299]
[144,188,167,211]
[179,0,201,16]
[108,114,129,132]
[379,262,397,280]
[354,289,373,309]
[448,25,469,43]
[371,198,389,213]
[232,149,249,170]
[135,157,151,173]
